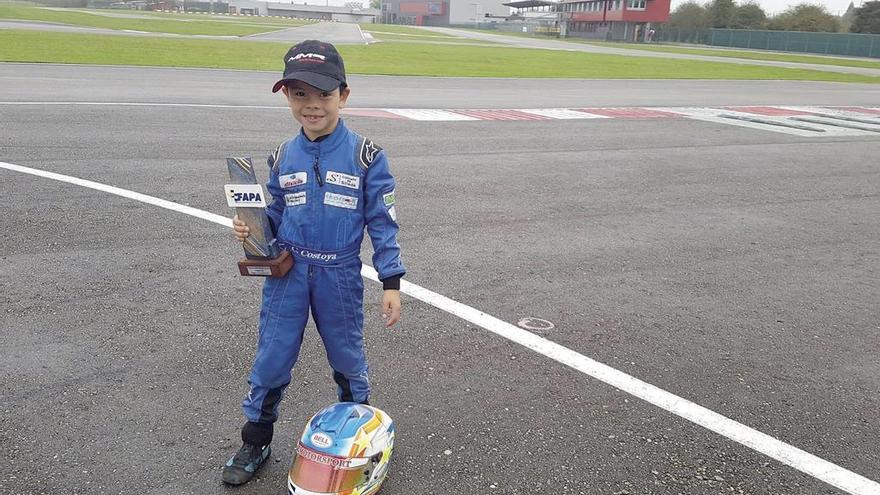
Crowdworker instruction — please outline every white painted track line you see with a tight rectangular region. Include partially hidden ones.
[0,161,232,227]
[0,101,285,110]
[3,159,879,494]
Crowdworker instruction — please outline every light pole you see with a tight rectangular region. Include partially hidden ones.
[470,2,480,28]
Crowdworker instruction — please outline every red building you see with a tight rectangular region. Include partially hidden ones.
[560,0,669,40]
[392,0,447,26]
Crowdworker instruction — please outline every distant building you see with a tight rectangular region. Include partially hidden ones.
[227,1,379,22]
[500,0,560,35]
[559,0,670,40]
[379,0,511,26]
[496,0,669,40]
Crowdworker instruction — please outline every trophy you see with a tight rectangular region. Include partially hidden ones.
[225,157,293,277]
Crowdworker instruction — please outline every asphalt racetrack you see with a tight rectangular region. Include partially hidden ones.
[1,64,879,495]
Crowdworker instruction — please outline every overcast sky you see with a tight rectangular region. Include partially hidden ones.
[669,0,859,15]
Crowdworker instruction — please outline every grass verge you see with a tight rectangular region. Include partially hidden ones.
[582,41,880,70]
[366,32,497,44]
[358,23,456,37]
[0,5,311,35]
[460,27,880,70]
[1,29,879,83]
[97,8,319,27]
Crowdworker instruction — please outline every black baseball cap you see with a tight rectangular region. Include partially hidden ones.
[271,40,346,93]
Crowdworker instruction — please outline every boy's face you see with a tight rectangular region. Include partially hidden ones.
[281,82,351,141]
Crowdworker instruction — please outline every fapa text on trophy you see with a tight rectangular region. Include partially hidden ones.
[224,157,293,277]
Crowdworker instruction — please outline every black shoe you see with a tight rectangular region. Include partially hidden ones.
[221,443,271,485]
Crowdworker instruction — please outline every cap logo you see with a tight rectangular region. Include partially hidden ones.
[290,53,326,64]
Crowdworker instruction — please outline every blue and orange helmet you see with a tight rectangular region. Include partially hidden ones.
[288,403,395,495]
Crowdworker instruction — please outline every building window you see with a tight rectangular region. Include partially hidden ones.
[627,0,646,9]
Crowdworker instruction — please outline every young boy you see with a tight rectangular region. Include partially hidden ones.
[222,40,405,485]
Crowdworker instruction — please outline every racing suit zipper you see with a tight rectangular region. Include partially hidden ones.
[313,154,323,187]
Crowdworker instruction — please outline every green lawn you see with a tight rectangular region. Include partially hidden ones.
[365,32,497,44]
[463,27,880,70]
[94,8,319,28]
[1,29,879,84]
[361,23,496,43]
[358,23,456,37]
[0,5,313,35]
[581,41,880,70]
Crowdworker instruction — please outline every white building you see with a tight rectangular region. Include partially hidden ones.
[228,0,379,21]
[380,0,510,26]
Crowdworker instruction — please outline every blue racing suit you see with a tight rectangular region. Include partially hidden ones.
[241,119,405,438]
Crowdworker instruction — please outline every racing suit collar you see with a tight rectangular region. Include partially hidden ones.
[300,118,348,152]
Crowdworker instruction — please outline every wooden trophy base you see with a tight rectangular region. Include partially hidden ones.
[238,250,293,277]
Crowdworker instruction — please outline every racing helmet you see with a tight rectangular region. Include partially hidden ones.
[288,402,394,495]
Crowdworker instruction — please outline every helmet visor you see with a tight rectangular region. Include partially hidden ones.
[289,444,369,493]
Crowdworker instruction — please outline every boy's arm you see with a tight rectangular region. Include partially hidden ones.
[265,144,285,236]
[363,150,406,287]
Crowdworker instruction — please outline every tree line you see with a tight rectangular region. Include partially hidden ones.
[668,0,880,34]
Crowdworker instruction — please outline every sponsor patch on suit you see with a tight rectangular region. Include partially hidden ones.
[285,191,306,206]
[279,172,307,188]
[383,190,395,207]
[325,171,360,190]
[324,192,358,209]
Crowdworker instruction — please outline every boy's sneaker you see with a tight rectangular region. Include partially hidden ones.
[221,443,271,485]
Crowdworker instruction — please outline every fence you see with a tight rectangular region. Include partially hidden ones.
[655,28,880,59]
[654,27,709,44]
